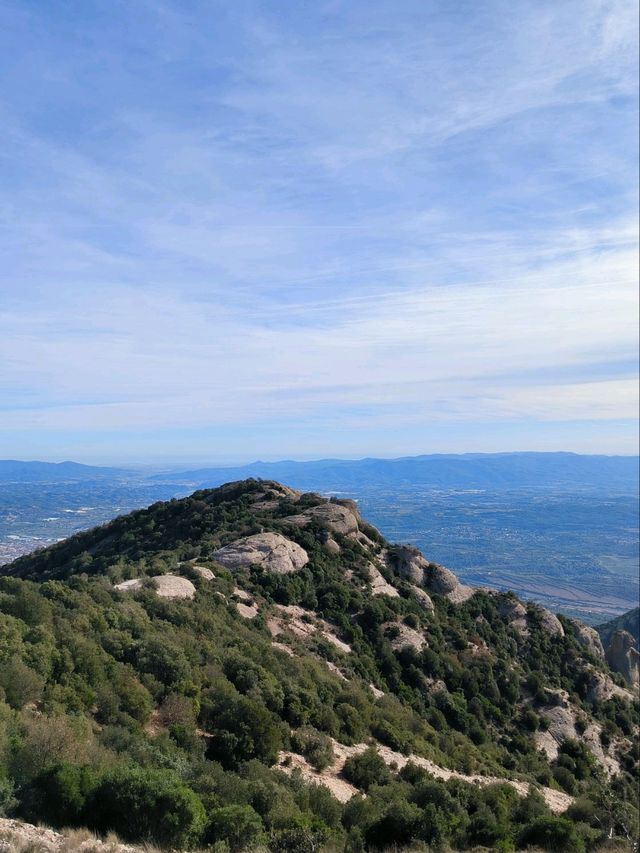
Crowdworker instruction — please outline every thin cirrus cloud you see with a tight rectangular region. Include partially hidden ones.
[0,0,637,462]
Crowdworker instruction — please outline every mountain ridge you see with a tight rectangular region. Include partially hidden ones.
[0,478,637,851]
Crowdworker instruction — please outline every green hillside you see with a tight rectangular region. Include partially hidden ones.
[0,480,637,851]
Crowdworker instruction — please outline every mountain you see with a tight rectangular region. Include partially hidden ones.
[0,479,637,851]
[0,460,128,483]
[153,452,640,493]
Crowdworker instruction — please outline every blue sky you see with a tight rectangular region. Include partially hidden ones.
[0,0,638,464]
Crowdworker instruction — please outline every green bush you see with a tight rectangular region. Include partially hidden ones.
[342,748,391,792]
[205,804,264,851]
[517,815,585,852]
[88,766,205,847]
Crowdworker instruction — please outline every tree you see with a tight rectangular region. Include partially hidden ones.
[88,767,205,848]
[206,804,264,851]
[0,660,44,709]
[342,748,391,792]
[517,816,585,852]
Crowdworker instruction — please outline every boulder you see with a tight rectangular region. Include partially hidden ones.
[192,566,215,580]
[213,532,309,574]
[153,575,196,599]
[605,630,640,688]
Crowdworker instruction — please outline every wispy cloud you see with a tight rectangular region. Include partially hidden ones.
[0,0,637,461]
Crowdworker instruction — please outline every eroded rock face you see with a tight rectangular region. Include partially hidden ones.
[213,532,309,574]
[530,606,564,638]
[285,502,359,537]
[493,594,529,637]
[410,585,434,611]
[569,619,604,659]
[605,630,640,688]
[387,545,428,585]
[424,563,475,603]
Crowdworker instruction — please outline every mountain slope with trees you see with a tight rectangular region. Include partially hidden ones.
[0,480,637,851]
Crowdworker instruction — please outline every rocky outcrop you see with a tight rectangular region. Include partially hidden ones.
[605,630,640,689]
[212,532,309,574]
[494,594,529,637]
[410,585,434,611]
[284,502,359,537]
[114,575,196,599]
[383,621,427,652]
[368,564,400,598]
[386,546,474,603]
[569,619,604,658]
[424,562,474,603]
[387,545,428,585]
[114,578,144,592]
[531,606,564,638]
[192,565,215,580]
[153,575,196,599]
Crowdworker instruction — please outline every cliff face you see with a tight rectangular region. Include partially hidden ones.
[605,629,640,689]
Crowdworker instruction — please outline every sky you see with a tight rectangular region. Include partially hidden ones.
[0,0,638,464]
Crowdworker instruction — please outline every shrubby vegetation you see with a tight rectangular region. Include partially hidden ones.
[0,479,637,850]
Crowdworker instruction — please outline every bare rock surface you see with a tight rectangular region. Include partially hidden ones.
[267,605,352,654]
[284,502,359,537]
[410,585,434,610]
[387,545,428,585]
[535,606,565,638]
[213,532,308,574]
[114,578,144,592]
[605,630,640,689]
[492,593,529,637]
[192,565,215,580]
[368,563,400,598]
[153,575,196,599]
[569,619,604,658]
[274,739,573,813]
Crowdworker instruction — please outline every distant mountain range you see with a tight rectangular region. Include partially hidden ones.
[2,452,637,491]
[151,452,639,493]
[0,460,128,483]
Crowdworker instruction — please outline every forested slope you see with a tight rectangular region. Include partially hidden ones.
[0,480,637,851]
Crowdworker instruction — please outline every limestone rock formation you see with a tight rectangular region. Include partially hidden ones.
[212,532,309,574]
[387,545,428,585]
[605,630,640,688]
[192,565,215,580]
[533,606,565,638]
[424,562,475,603]
[114,578,144,592]
[569,619,604,658]
[284,502,359,537]
[152,575,196,599]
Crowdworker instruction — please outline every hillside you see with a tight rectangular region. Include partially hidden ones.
[0,480,638,851]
